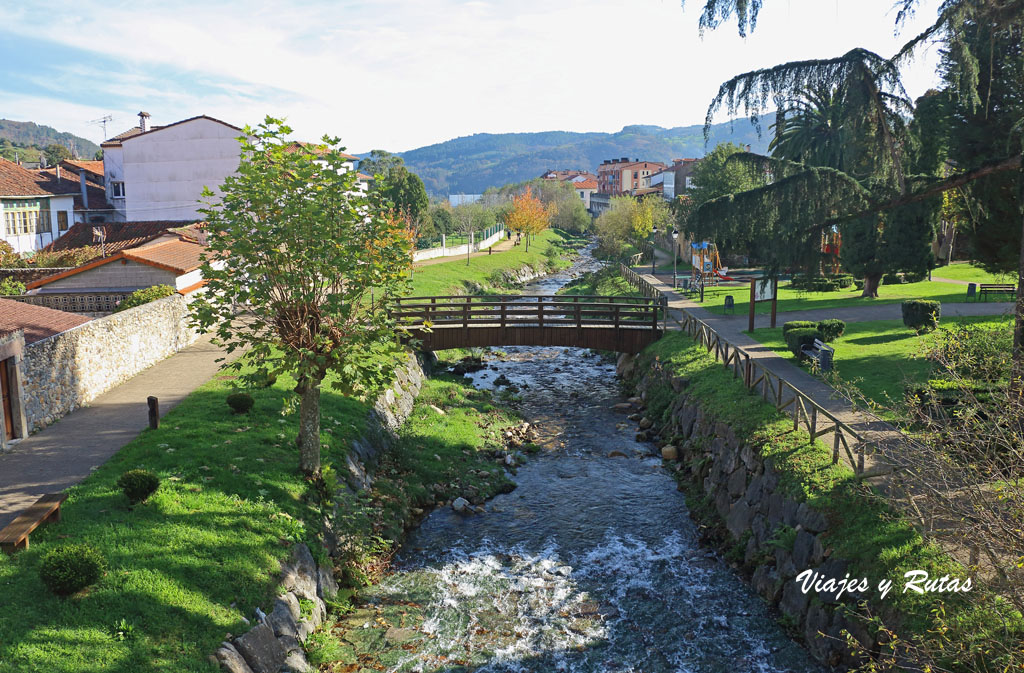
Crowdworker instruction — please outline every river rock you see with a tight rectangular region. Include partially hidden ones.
[796,503,828,533]
[452,497,470,513]
[608,450,628,458]
[385,627,419,644]
[234,623,286,673]
[612,402,632,411]
[752,565,782,602]
[792,530,817,569]
[215,642,254,673]
[661,445,678,461]
[283,650,312,672]
[268,595,300,639]
[494,374,511,387]
[638,417,653,430]
[779,580,810,620]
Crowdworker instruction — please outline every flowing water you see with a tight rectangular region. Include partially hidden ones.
[346,248,821,673]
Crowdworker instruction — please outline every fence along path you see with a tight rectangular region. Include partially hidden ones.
[619,263,896,482]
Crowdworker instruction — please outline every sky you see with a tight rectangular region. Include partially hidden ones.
[0,0,946,155]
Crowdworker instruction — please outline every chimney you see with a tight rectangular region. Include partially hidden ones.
[56,165,62,181]
[80,172,89,210]
[138,111,151,132]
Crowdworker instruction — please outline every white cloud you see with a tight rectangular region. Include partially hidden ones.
[4,0,945,152]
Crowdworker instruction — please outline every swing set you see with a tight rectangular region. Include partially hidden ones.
[689,241,734,286]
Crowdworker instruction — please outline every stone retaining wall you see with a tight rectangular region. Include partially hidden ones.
[0,267,72,284]
[20,294,199,432]
[623,354,873,669]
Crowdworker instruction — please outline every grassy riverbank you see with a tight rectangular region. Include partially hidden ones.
[0,232,573,672]
[629,331,1021,665]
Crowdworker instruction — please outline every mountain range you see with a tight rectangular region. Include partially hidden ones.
[393,119,770,196]
[0,119,101,163]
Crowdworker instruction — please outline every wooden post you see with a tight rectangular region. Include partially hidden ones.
[833,431,841,465]
[147,396,159,429]
[614,305,621,329]
[770,279,778,328]
[748,279,756,333]
[501,302,507,328]
[810,406,817,441]
[538,297,544,328]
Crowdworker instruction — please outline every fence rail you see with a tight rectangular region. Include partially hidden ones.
[393,294,662,331]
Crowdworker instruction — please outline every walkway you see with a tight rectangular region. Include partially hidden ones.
[711,299,1014,330]
[0,333,240,528]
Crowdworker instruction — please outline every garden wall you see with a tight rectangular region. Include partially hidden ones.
[0,267,72,284]
[624,354,874,669]
[20,294,199,431]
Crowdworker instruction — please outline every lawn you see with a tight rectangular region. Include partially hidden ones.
[408,229,579,297]
[930,261,1013,284]
[750,315,1014,409]
[697,277,979,316]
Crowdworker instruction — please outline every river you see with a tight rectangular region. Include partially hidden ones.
[345,247,821,673]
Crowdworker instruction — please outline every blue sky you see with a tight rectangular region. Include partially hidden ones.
[0,0,946,154]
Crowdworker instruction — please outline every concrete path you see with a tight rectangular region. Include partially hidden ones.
[0,333,240,528]
[412,235,517,268]
[707,300,1014,331]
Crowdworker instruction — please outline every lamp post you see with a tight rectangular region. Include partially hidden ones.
[650,226,659,275]
[671,228,679,288]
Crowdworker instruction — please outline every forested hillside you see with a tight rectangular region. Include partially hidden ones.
[393,119,769,195]
[0,119,101,163]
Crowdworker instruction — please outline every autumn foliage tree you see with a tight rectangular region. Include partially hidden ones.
[194,117,412,477]
[505,186,554,251]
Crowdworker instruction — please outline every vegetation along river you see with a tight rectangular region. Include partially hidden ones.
[338,247,821,672]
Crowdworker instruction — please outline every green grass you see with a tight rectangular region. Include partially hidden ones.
[930,261,1014,284]
[409,229,575,297]
[698,278,983,316]
[750,315,1013,409]
[634,332,1012,640]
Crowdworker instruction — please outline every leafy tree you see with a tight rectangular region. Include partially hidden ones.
[428,202,453,236]
[43,143,70,166]
[358,150,404,180]
[376,165,429,221]
[451,202,496,263]
[505,186,552,251]
[193,117,412,476]
[683,142,767,257]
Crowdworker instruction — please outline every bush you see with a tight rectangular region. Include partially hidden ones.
[114,284,176,313]
[883,273,907,285]
[902,299,941,332]
[782,320,816,335]
[117,469,160,504]
[904,270,928,283]
[832,274,855,288]
[39,544,106,596]
[785,327,823,358]
[816,319,846,341]
[226,392,254,414]
[0,277,26,295]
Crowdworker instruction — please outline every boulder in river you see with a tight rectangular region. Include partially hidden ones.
[451,497,470,513]
[661,445,679,461]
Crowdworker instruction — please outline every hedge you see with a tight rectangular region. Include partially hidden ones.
[785,327,823,358]
[902,299,941,332]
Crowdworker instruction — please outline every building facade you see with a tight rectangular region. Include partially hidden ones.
[0,159,77,253]
[596,158,667,196]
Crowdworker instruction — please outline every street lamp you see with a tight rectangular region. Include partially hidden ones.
[651,226,659,275]
[671,229,679,288]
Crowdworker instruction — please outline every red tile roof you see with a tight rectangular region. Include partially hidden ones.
[45,220,190,254]
[0,158,78,197]
[0,298,91,344]
[124,238,205,274]
[573,177,598,190]
[59,159,104,182]
[32,168,112,213]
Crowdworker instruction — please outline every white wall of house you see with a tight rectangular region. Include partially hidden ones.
[576,188,594,210]
[174,267,203,291]
[0,195,76,254]
[107,118,242,222]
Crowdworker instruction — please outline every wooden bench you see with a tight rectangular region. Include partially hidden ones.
[801,338,835,372]
[0,493,68,554]
[979,283,1017,302]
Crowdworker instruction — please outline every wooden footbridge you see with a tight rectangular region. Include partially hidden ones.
[392,295,667,353]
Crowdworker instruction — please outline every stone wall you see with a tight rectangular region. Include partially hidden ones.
[623,354,872,670]
[0,267,72,284]
[20,294,199,431]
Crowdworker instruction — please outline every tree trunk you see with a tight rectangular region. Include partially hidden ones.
[861,272,883,298]
[296,378,322,476]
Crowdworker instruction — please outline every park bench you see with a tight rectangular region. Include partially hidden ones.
[0,493,68,554]
[801,338,835,373]
[978,283,1016,302]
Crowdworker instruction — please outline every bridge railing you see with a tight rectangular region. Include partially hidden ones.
[392,295,662,331]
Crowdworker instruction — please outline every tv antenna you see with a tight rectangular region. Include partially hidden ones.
[88,115,114,139]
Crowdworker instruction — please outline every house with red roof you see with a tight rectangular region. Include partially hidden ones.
[0,158,79,253]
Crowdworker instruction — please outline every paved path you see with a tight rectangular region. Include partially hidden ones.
[412,235,516,268]
[0,333,240,528]
[708,300,1014,330]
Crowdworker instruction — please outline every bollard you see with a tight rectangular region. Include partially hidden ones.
[147,396,159,429]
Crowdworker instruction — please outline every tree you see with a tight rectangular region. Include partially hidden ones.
[43,143,70,166]
[375,165,429,222]
[193,117,412,477]
[450,202,495,264]
[358,150,405,180]
[683,142,767,257]
[505,186,552,251]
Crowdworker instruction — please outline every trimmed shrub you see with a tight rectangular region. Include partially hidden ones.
[882,273,907,285]
[816,319,846,342]
[785,327,823,358]
[791,275,839,292]
[226,392,254,414]
[832,274,855,288]
[115,284,176,313]
[782,320,816,335]
[904,270,928,283]
[902,299,941,332]
[39,544,106,596]
[117,469,160,504]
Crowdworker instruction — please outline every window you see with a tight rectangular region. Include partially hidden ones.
[111,181,125,198]
[58,211,69,232]
[2,199,49,236]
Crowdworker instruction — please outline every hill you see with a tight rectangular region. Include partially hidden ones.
[0,119,101,163]
[393,119,770,195]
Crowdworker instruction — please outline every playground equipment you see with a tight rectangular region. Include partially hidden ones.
[689,241,734,286]
[821,229,842,275]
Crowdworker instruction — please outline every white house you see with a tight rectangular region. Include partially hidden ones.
[0,158,77,253]
[101,113,244,222]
